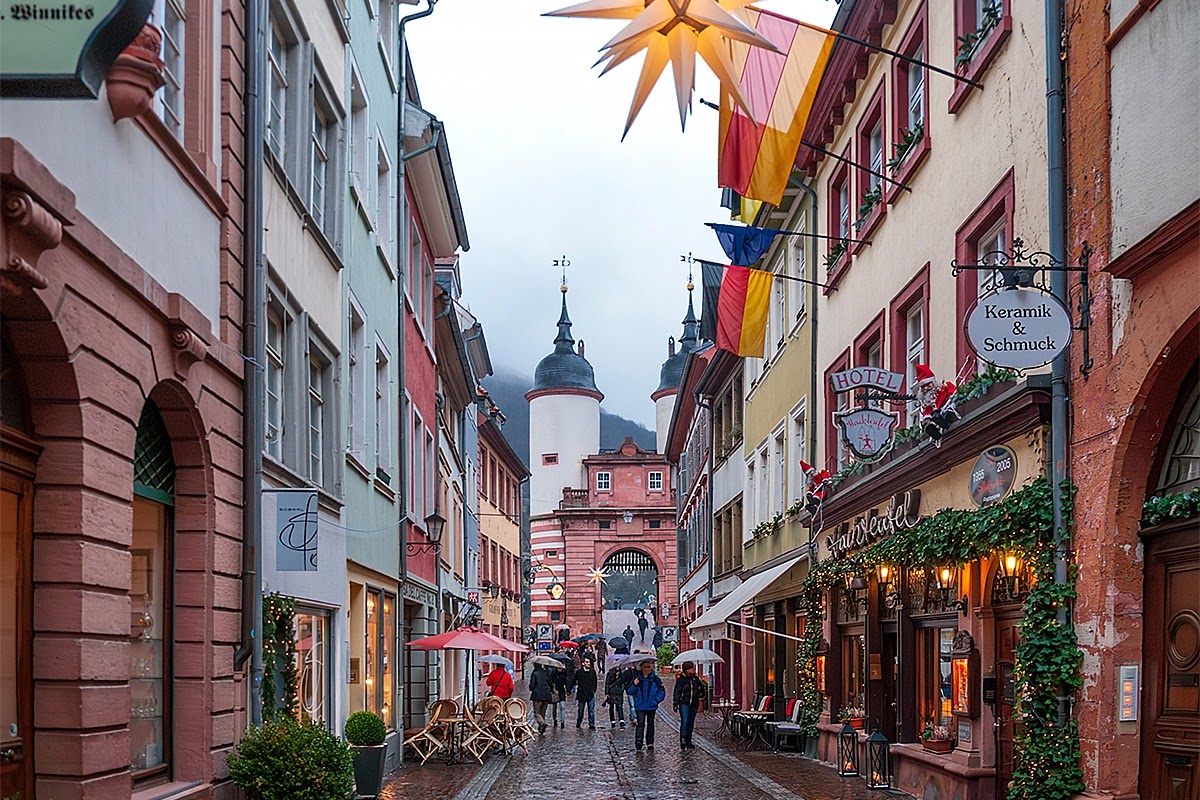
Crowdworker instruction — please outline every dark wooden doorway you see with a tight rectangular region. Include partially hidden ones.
[1140,521,1200,800]
[0,438,36,799]
[994,612,1022,794]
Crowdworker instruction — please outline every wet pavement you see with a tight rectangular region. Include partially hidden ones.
[383,681,905,800]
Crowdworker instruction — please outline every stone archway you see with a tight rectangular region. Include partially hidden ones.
[600,548,662,648]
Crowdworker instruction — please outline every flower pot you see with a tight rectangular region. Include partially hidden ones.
[922,738,953,754]
[350,743,388,798]
[846,717,865,730]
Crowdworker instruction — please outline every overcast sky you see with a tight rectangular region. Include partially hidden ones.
[407,0,836,427]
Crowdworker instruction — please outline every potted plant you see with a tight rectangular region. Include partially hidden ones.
[839,705,867,730]
[920,723,955,754]
[227,718,355,800]
[345,711,388,798]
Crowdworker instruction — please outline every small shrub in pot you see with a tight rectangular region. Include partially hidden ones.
[344,711,389,798]
[227,718,355,800]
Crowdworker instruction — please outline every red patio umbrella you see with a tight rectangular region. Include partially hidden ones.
[408,625,530,653]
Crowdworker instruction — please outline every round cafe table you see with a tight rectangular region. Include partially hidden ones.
[711,699,739,738]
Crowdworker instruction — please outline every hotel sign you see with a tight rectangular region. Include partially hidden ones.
[965,287,1072,370]
[828,367,905,395]
[0,0,152,97]
[834,407,899,463]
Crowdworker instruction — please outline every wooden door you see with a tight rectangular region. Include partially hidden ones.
[0,468,33,799]
[1141,523,1200,800]
[994,614,1022,794]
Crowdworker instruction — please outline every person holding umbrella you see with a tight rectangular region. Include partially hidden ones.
[485,662,514,699]
[672,660,706,750]
[627,657,666,751]
[603,659,628,729]
[528,662,556,735]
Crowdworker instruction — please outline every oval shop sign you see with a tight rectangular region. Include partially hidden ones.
[965,286,1072,370]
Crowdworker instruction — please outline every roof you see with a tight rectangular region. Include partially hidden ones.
[528,292,603,398]
[653,290,702,396]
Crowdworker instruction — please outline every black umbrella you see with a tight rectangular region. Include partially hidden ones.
[609,637,630,654]
[574,633,603,643]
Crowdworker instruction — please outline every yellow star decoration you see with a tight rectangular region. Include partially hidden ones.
[545,0,781,138]
[587,567,610,586]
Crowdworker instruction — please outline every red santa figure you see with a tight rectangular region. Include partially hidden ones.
[799,460,831,516]
[913,364,959,446]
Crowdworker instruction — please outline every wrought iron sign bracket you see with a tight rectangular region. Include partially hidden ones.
[856,392,916,405]
[405,541,438,556]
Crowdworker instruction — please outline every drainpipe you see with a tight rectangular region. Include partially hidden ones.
[395,0,437,733]
[1044,0,1071,731]
[234,0,266,728]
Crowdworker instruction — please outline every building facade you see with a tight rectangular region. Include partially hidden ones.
[0,9,247,797]
[477,408,530,656]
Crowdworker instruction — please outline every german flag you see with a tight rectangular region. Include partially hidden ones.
[700,262,773,358]
[718,9,835,206]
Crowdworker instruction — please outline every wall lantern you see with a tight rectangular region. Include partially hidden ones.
[849,574,870,608]
[837,721,859,776]
[546,581,564,600]
[878,564,902,610]
[865,729,892,789]
[488,582,501,599]
[997,551,1024,595]
[622,510,634,524]
[934,564,968,616]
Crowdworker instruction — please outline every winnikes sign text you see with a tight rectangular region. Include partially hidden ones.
[829,490,925,559]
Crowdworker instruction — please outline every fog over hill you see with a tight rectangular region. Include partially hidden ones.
[482,371,657,468]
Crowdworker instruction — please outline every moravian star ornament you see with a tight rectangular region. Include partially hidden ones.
[587,567,610,586]
[544,0,781,138]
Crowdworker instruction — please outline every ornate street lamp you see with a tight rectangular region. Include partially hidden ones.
[849,574,869,608]
[878,564,901,610]
[622,510,634,524]
[837,721,859,776]
[934,564,968,615]
[997,551,1024,595]
[865,729,891,789]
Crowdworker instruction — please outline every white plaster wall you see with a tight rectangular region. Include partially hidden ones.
[655,393,676,454]
[1,96,221,327]
[813,0,1050,468]
[263,175,343,344]
[306,9,348,108]
[528,393,599,517]
[680,565,710,605]
[1110,0,1200,256]
[711,456,745,515]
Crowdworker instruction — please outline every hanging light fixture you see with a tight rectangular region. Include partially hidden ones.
[998,551,1024,594]
[878,564,902,610]
[849,573,869,608]
[865,729,892,789]
[837,721,860,776]
[934,564,968,615]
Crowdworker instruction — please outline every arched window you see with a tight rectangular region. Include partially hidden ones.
[1155,374,1200,496]
[131,401,174,786]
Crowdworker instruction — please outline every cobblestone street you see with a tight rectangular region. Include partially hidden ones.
[384,684,904,800]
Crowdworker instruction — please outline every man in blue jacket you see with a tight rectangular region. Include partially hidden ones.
[627,658,666,751]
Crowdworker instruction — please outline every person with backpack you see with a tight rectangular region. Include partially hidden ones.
[672,660,706,750]
[626,658,666,751]
[573,657,598,730]
[528,664,555,735]
[603,663,627,729]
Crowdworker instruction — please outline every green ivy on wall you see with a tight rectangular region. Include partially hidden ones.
[793,477,1083,800]
[261,593,299,723]
[1142,488,1200,527]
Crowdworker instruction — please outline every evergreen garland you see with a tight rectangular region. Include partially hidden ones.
[261,593,299,723]
[1141,487,1200,527]
[793,478,1083,800]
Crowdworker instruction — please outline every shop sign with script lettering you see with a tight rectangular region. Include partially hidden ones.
[829,490,926,559]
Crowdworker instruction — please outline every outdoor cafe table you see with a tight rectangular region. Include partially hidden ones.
[711,700,739,738]
[735,709,773,750]
[440,716,472,764]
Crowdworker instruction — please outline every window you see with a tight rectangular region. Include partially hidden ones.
[596,472,611,491]
[308,354,326,484]
[789,224,808,325]
[265,304,286,462]
[550,611,562,622]
[951,0,1010,111]
[768,273,786,357]
[789,404,807,504]
[409,412,423,516]
[854,86,886,241]
[905,304,926,423]
[868,123,884,193]
[375,344,391,478]
[918,627,957,727]
[855,315,885,409]
[153,0,186,139]
[310,99,331,233]
[827,158,852,280]
[825,351,851,471]
[907,52,926,131]
[890,5,930,186]
[424,431,434,520]
[378,0,396,73]
[649,520,662,529]
[364,589,397,729]
[295,609,329,727]
[408,222,422,302]
[542,453,558,465]
[745,459,756,528]
[267,16,289,161]
[649,471,663,491]
[599,520,611,530]
[347,302,366,461]
[348,71,370,200]
[841,633,865,710]
[772,430,786,515]
[955,171,1014,372]
[376,142,393,263]
[758,448,770,522]
[131,402,175,786]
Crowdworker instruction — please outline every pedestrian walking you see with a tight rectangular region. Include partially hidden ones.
[551,657,571,728]
[529,664,555,735]
[622,625,635,646]
[634,608,649,643]
[672,660,706,750]
[573,657,598,730]
[651,626,663,649]
[603,663,627,728]
[485,665,514,699]
[627,659,666,751]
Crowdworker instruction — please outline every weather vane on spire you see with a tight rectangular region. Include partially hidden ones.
[553,255,571,292]
[680,252,696,291]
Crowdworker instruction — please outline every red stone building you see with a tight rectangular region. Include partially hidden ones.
[0,11,247,798]
[1066,2,1199,798]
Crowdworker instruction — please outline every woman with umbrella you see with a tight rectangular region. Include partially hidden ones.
[603,657,628,729]
[527,659,558,735]
[483,655,514,699]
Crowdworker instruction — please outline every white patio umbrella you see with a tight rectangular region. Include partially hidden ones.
[671,648,725,666]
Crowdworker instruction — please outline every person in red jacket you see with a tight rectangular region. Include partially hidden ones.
[486,666,514,699]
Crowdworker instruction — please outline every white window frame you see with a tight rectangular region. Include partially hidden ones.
[378,0,396,76]
[308,350,326,485]
[745,459,757,530]
[348,68,370,206]
[757,447,770,523]
[376,139,394,265]
[789,402,808,504]
[347,299,367,462]
[868,123,884,193]
[310,98,331,233]
[789,222,808,328]
[152,0,186,140]
[596,472,611,492]
[648,471,663,492]
[265,303,286,462]
[266,15,289,162]
[904,304,926,426]
[907,48,926,131]
[976,220,1007,373]
[772,427,786,516]
[838,182,850,239]
[375,340,392,478]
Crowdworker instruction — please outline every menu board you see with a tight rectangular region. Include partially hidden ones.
[952,657,971,715]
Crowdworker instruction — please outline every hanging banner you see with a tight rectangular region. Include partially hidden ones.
[964,287,1072,370]
[275,490,319,572]
[0,0,154,98]
[834,407,899,463]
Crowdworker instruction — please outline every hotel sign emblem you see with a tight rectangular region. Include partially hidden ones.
[965,287,1072,370]
[835,407,900,463]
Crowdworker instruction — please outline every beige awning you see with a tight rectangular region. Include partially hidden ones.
[686,556,803,641]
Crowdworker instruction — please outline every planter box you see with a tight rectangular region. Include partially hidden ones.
[351,744,388,798]
[846,717,865,730]
[922,739,953,754]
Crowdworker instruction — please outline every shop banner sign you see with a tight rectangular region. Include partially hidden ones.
[965,287,1072,370]
[0,0,153,97]
[275,490,318,571]
[835,407,899,463]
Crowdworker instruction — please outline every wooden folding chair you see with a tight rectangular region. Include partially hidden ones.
[505,698,536,753]
[459,705,504,764]
[403,698,459,764]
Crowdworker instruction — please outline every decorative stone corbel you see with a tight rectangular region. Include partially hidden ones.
[169,323,208,370]
[106,23,166,122]
[2,189,59,296]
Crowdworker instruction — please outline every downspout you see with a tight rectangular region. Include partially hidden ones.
[1044,0,1071,731]
[396,0,437,732]
[234,0,266,727]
